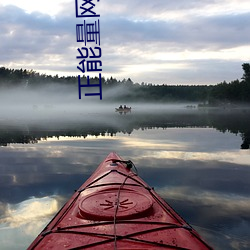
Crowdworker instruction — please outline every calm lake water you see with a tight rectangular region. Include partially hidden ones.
[0,104,250,249]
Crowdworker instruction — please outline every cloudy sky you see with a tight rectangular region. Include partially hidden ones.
[0,0,250,85]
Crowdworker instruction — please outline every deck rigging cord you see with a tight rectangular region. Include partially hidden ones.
[112,159,138,249]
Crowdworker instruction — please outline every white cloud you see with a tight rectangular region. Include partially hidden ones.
[0,1,250,84]
[0,0,66,16]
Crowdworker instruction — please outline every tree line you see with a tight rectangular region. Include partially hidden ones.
[0,63,250,104]
[207,63,250,105]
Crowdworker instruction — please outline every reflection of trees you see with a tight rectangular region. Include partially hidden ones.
[0,109,250,149]
[201,109,250,149]
[0,131,38,146]
[241,134,250,149]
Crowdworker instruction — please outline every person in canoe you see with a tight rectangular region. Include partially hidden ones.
[115,105,132,114]
[123,105,132,113]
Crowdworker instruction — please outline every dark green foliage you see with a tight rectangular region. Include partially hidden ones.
[0,63,250,104]
[209,63,250,104]
[242,63,250,82]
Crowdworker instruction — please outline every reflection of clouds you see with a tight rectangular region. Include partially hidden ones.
[121,139,184,150]
[43,135,114,142]
[0,129,249,249]
[0,196,62,250]
[0,196,59,231]
[154,150,250,166]
[0,202,7,218]
[3,127,245,167]
[157,186,250,216]
[157,186,250,249]
[118,127,243,152]
[118,129,188,151]
[194,223,250,250]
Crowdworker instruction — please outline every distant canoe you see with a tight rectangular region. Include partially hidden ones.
[115,107,132,113]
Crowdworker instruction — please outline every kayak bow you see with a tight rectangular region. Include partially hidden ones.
[28,152,213,249]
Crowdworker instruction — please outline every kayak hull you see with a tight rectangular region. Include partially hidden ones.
[28,152,213,249]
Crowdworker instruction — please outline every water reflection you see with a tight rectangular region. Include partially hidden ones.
[0,106,250,149]
[0,108,250,249]
[1,196,59,228]
[0,196,62,250]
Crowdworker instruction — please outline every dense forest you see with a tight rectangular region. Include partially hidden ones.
[0,63,250,104]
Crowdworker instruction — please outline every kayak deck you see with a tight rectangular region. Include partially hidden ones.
[28,152,213,249]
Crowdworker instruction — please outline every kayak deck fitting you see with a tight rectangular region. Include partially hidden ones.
[28,152,213,249]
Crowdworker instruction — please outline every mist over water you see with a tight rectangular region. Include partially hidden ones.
[1,84,250,150]
[0,85,107,121]
[0,84,198,126]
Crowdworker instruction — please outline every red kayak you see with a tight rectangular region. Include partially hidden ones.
[28,152,213,249]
